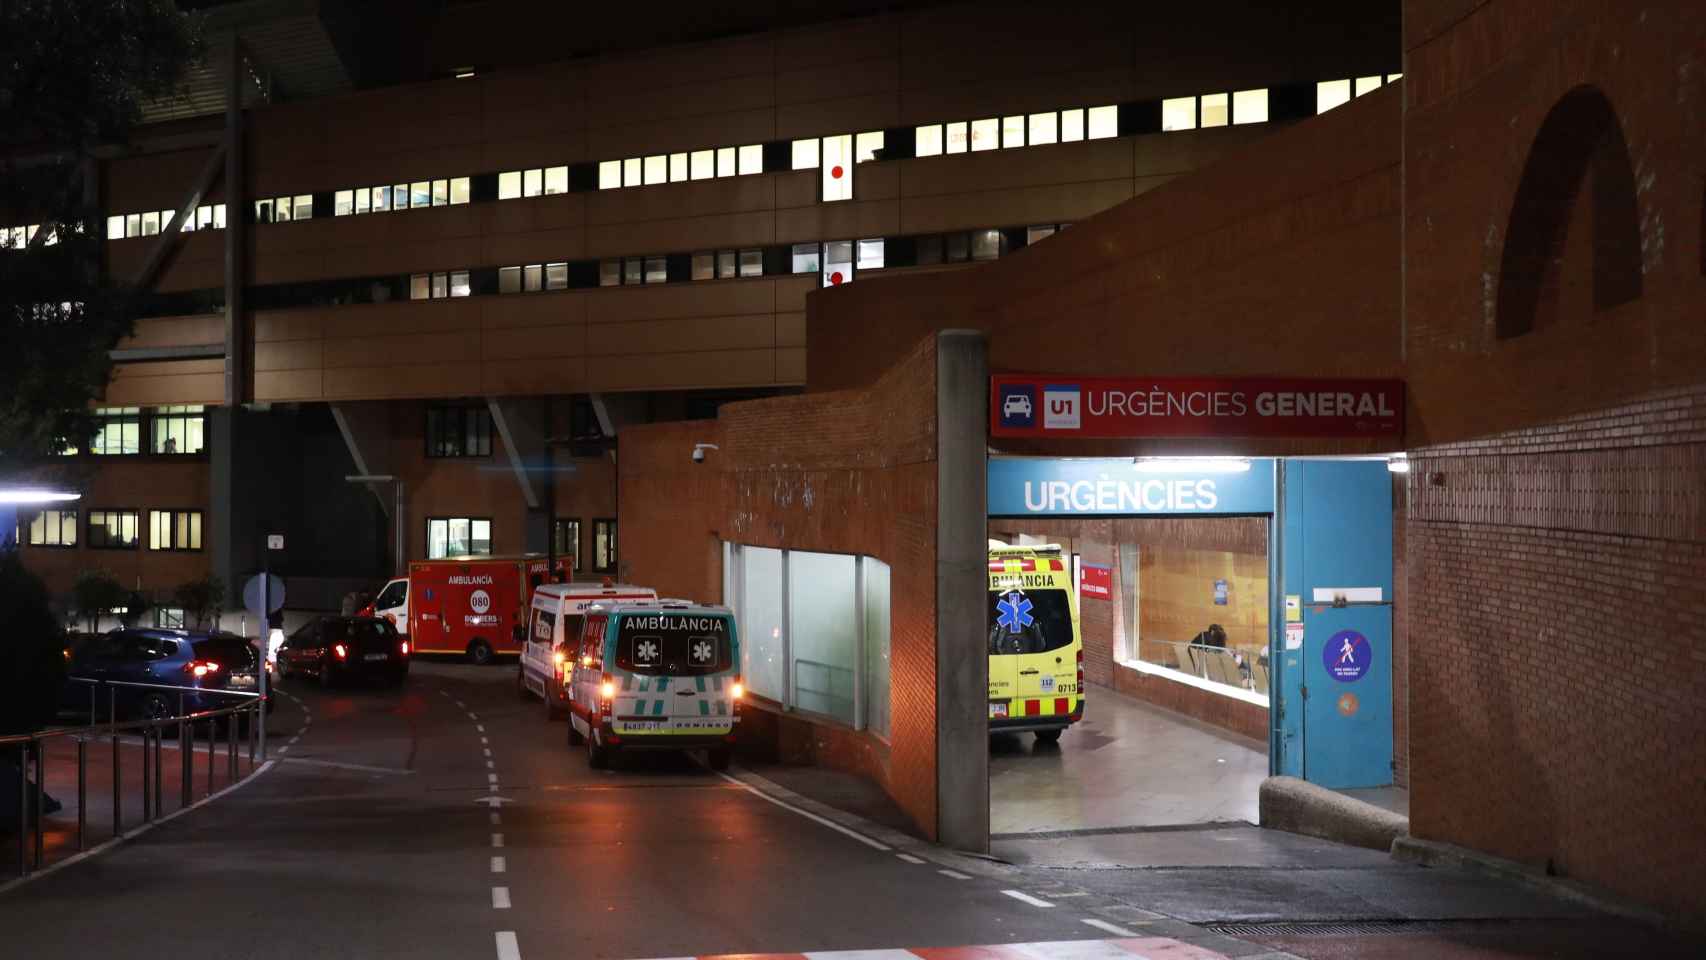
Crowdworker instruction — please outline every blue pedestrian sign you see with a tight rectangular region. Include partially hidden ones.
[996,591,1034,634]
[1323,629,1371,682]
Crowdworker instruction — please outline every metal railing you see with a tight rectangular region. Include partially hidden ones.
[2,678,265,880]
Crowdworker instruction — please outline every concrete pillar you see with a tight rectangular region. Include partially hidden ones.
[935,330,990,852]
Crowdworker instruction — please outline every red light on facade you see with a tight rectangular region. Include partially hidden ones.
[829,271,843,285]
[831,165,844,179]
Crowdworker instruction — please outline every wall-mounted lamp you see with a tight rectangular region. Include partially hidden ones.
[691,443,720,464]
[1386,456,1410,474]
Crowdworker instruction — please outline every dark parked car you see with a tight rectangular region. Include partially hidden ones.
[62,629,269,722]
[277,616,409,688]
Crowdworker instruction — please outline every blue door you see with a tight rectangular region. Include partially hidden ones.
[1302,604,1393,787]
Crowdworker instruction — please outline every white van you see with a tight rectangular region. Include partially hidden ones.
[519,581,657,719]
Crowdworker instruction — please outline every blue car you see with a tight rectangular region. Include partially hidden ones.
[63,629,271,723]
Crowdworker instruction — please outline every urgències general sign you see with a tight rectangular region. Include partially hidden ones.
[991,375,1404,439]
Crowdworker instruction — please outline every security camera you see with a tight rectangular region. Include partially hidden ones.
[691,442,719,464]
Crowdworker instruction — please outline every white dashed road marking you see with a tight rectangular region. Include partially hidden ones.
[489,812,502,825]
[495,931,520,960]
[712,771,890,852]
[488,773,499,785]
[492,887,511,909]
[895,853,925,865]
[492,833,504,848]
[1000,890,1054,908]
[938,869,971,880]
[1081,919,1141,937]
[491,855,505,874]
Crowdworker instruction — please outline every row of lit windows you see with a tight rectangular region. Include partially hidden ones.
[337,178,471,215]
[255,195,314,224]
[596,145,765,190]
[1160,89,1268,132]
[425,515,617,571]
[1316,74,1403,114]
[409,271,472,300]
[61,405,207,456]
[915,105,1117,157]
[2,223,55,249]
[105,204,227,239]
[19,507,203,552]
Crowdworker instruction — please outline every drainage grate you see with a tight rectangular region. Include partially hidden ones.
[1201,920,1512,938]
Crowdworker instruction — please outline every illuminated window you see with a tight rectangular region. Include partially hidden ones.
[335,190,354,216]
[498,171,521,200]
[691,252,714,280]
[431,272,449,299]
[87,510,139,550]
[499,266,522,293]
[945,121,968,153]
[690,150,714,180]
[855,131,884,162]
[25,509,77,547]
[522,169,543,197]
[427,517,491,558]
[1028,112,1058,145]
[142,210,160,234]
[426,406,492,458]
[738,249,762,277]
[857,238,884,270]
[971,229,1004,261]
[91,407,141,455]
[738,144,763,175]
[1387,72,1403,83]
[1002,115,1025,148]
[449,271,471,298]
[791,243,820,274]
[292,194,311,220]
[1060,109,1085,142]
[599,261,619,287]
[623,258,641,285]
[970,118,998,151]
[593,518,617,573]
[1317,79,1352,114]
[543,167,567,195]
[1201,93,1229,128]
[372,186,391,212]
[822,240,852,287]
[623,157,642,185]
[393,182,409,209]
[822,134,852,202]
[545,262,567,290]
[409,274,430,300]
[669,153,687,182]
[152,404,205,455]
[410,182,430,207]
[451,177,471,204]
[1232,88,1268,125]
[915,124,943,157]
[1355,75,1383,96]
[643,155,666,185]
[717,250,736,278]
[716,147,736,177]
[1162,97,1196,131]
[125,213,140,237]
[148,509,202,551]
[598,160,621,190]
[524,264,542,292]
[354,188,371,214]
[1087,104,1119,139]
[106,216,123,239]
[644,256,667,284]
[792,138,820,169]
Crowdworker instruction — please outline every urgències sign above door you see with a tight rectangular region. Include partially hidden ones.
[991,375,1404,439]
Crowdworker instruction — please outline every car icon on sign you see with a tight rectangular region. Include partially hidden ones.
[1003,395,1032,419]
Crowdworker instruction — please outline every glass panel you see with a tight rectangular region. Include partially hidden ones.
[524,264,542,292]
[945,121,968,154]
[411,182,431,207]
[1026,225,1056,244]
[499,266,522,293]
[792,138,820,169]
[335,190,354,216]
[1060,108,1085,142]
[522,169,542,197]
[945,232,969,262]
[821,134,852,202]
[1087,104,1119,138]
[737,546,785,702]
[668,153,687,182]
[623,157,642,186]
[410,274,430,300]
[856,238,884,270]
[198,206,214,228]
[125,213,141,237]
[644,256,667,284]
[545,262,567,290]
[449,271,471,297]
[1161,96,1197,131]
[428,519,448,559]
[916,235,943,265]
[106,216,124,239]
[738,144,763,175]
[690,150,714,180]
[914,124,942,157]
[738,249,762,278]
[691,252,714,280]
[717,250,737,279]
[274,197,292,221]
[855,130,883,163]
[598,160,622,190]
[1387,72,1403,82]
[431,272,448,299]
[971,228,1003,261]
[1232,88,1269,125]
[1354,75,1383,96]
[393,183,409,209]
[1201,93,1229,128]
[716,146,736,177]
[451,177,471,204]
[470,520,491,555]
[142,210,160,234]
[622,258,641,285]
[643,155,666,185]
[498,171,522,199]
[599,260,620,287]
[544,167,567,195]
[1001,115,1025,148]
[373,186,391,211]
[822,240,852,288]
[214,204,226,227]
[1028,112,1057,145]
[788,551,857,723]
[354,188,371,214]
[294,194,313,219]
[970,117,998,151]
[791,243,820,274]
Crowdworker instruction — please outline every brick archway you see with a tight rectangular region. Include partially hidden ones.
[1495,85,1642,340]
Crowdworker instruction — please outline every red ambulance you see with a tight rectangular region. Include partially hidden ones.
[361,555,566,664]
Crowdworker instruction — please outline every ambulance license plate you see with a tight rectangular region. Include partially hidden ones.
[363,653,388,662]
[989,703,1008,718]
[622,721,664,731]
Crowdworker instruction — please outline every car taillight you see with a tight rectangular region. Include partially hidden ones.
[400,640,410,656]
[731,679,744,718]
[334,643,348,660]
[1077,647,1084,692]
[599,675,615,719]
[731,681,743,700]
[186,660,221,678]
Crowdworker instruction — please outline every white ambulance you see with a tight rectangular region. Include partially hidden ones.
[519,580,657,720]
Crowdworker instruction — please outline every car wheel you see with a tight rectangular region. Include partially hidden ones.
[469,639,494,666]
[545,694,566,722]
[1034,729,1063,745]
[586,728,608,769]
[708,747,732,772]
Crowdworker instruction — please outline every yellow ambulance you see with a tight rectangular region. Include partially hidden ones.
[987,542,1084,744]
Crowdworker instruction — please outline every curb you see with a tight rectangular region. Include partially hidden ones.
[1258,776,1407,852]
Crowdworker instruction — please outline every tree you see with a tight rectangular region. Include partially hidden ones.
[71,568,127,633]
[0,550,66,735]
[0,0,203,469]
[173,574,225,630]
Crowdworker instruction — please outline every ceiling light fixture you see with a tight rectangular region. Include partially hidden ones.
[1131,458,1251,474]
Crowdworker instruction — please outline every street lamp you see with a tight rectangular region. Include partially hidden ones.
[0,489,81,503]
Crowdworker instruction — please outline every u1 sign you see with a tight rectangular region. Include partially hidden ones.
[992,376,1403,439]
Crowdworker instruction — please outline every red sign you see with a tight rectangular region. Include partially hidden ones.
[991,376,1404,439]
[1080,563,1112,601]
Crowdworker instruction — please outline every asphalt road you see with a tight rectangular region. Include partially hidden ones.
[0,661,1144,960]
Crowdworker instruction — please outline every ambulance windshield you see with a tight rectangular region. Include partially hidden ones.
[987,588,1073,656]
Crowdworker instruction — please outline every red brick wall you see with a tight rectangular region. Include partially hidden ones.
[619,335,941,838]
[1402,0,1706,920]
